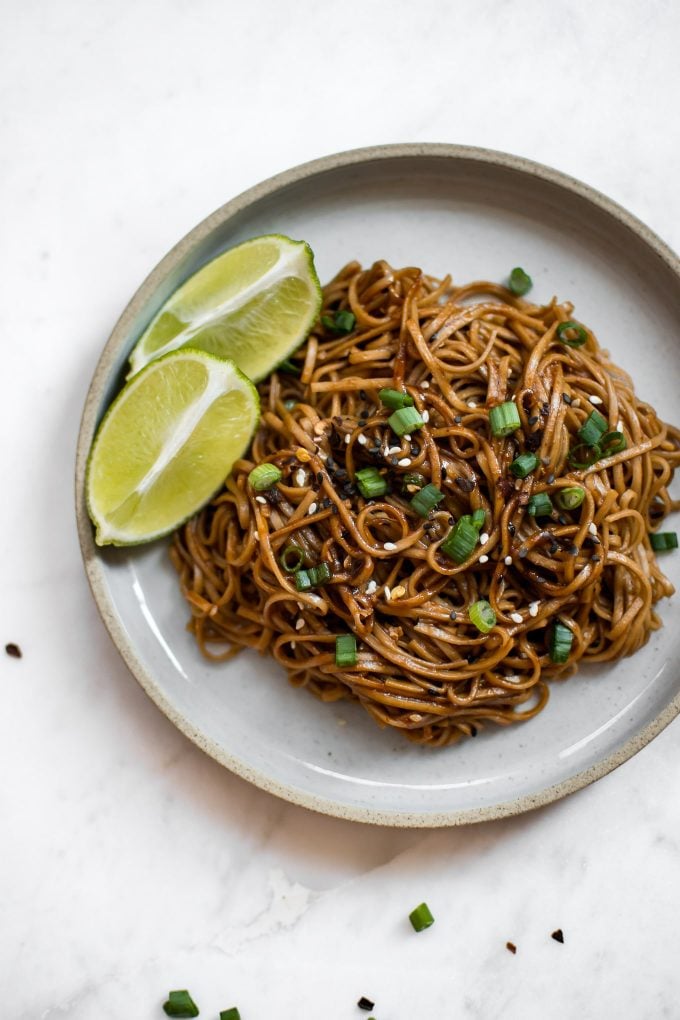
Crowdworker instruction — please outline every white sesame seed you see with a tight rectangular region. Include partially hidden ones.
[383,542,397,551]
[357,433,368,445]
[308,502,318,515]
[253,533,260,541]
[468,401,477,408]
[570,398,581,409]
[590,395,603,405]
[366,580,377,595]
[479,554,489,563]
[617,419,624,432]
[295,468,306,486]
[295,618,305,631]
[404,434,412,441]
[344,433,351,444]
[529,602,539,617]
[387,446,402,456]
[479,532,489,546]
[422,410,430,423]
[421,380,430,389]
[398,458,412,467]
[384,586,392,601]
[480,365,488,377]
[588,522,598,535]
[290,640,296,649]
[510,612,523,624]
[255,495,267,504]
[504,555,513,565]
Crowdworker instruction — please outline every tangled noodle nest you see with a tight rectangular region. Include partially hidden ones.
[171,259,680,746]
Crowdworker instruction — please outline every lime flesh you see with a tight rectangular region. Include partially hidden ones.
[87,349,259,545]
[127,234,321,380]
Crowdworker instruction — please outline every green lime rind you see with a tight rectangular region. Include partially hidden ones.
[86,347,260,546]
[127,233,322,382]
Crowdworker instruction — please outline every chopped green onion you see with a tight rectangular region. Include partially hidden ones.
[649,532,678,551]
[555,486,585,510]
[322,309,356,334]
[410,483,444,517]
[409,902,435,932]
[599,430,627,455]
[388,406,424,437]
[489,401,521,437]
[510,452,539,478]
[295,562,332,591]
[379,387,414,410]
[567,442,603,468]
[509,266,532,296]
[471,508,486,530]
[527,492,553,517]
[277,357,301,375]
[356,466,388,498]
[335,634,357,667]
[578,410,608,446]
[220,1010,241,1020]
[556,321,588,347]
[402,471,426,493]
[248,463,282,491]
[440,515,479,563]
[550,621,574,663]
[280,544,306,572]
[469,599,497,634]
[163,991,199,1018]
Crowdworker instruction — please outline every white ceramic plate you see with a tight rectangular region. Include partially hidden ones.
[76,144,680,826]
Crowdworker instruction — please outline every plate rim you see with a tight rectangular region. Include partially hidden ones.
[75,142,680,827]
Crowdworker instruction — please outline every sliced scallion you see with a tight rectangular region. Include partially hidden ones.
[220,1010,241,1020]
[356,466,388,499]
[440,516,479,563]
[322,309,356,334]
[163,991,199,1018]
[471,508,486,530]
[388,406,424,437]
[578,410,608,446]
[410,483,445,517]
[402,471,426,493]
[556,321,588,347]
[277,357,301,375]
[649,532,678,551]
[469,599,497,634]
[555,486,585,510]
[379,387,414,410]
[295,562,332,591]
[600,430,627,455]
[510,452,539,478]
[489,401,521,437]
[248,463,282,491]
[527,492,553,517]
[567,442,603,468]
[509,266,532,296]
[409,902,435,932]
[335,634,357,667]
[280,544,306,572]
[550,621,574,663]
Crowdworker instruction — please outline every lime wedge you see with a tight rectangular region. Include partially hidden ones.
[127,234,321,380]
[87,349,259,546]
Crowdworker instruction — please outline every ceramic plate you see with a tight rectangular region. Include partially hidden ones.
[76,144,680,826]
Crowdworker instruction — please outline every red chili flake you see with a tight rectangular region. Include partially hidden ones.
[551,928,564,943]
[506,941,517,954]
[5,643,22,658]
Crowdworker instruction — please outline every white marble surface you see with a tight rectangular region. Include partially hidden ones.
[2,1,680,1016]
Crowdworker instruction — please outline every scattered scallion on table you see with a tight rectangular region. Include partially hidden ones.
[649,532,678,551]
[409,902,435,932]
[219,1010,241,1020]
[162,990,199,1018]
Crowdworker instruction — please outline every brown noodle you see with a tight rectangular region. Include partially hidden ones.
[171,260,680,746]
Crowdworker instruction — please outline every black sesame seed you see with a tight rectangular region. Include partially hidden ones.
[547,473,555,485]
[549,541,559,554]
[410,442,420,456]
[558,513,568,525]
[542,401,550,415]
[508,522,516,536]
[316,472,323,484]
[359,389,367,400]
[469,724,478,737]
[450,611,457,621]
[519,547,528,558]
[592,554,601,562]
[528,415,539,426]
[562,393,572,405]
[569,544,579,556]
[454,415,463,424]
[441,466,447,479]
[389,456,399,466]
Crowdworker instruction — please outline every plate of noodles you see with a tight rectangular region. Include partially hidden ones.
[76,144,680,826]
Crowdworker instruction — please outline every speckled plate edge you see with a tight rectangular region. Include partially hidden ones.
[75,142,680,827]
